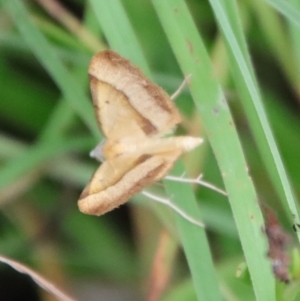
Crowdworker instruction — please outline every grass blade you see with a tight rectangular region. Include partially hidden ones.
[208,1,300,232]
[3,0,99,138]
[152,0,276,300]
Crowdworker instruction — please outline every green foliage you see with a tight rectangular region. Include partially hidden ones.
[1,0,300,300]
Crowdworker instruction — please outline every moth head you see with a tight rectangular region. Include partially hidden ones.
[90,140,106,162]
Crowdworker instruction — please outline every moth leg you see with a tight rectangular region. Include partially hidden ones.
[165,174,227,196]
[171,74,192,100]
[142,190,204,227]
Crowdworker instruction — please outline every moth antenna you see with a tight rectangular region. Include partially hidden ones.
[171,74,192,100]
[165,174,227,196]
[141,191,204,228]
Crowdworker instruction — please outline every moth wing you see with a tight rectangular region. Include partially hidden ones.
[90,77,151,140]
[78,149,182,216]
[89,51,182,139]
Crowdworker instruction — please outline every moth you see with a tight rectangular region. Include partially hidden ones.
[78,50,203,216]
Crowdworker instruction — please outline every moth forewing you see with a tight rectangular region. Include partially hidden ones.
[89,51,182,136]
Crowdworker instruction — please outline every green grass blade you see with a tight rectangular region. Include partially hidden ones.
[152,0,276,300]
[264,0,300,27]
[89,0,149,73]
[164,162,222,301]
[208,1,300,231]
[249,0,297,88]
[0,136,93,193]
[289,0,300,82]
[3,0,99,138]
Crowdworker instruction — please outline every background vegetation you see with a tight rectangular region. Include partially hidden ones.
[1,0,300,300]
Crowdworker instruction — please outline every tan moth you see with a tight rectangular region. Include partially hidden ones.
[78,50,203,216]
